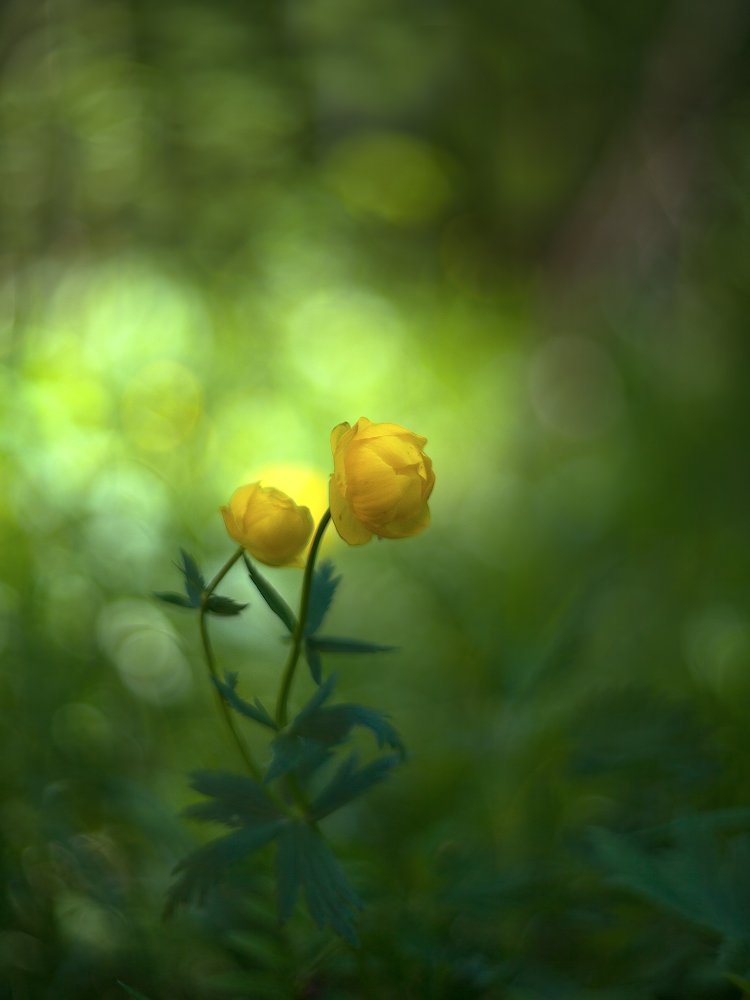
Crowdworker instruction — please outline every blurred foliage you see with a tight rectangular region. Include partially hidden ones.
[2,0,750,996]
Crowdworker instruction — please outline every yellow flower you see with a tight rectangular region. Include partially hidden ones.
[220,483,314,567]
[329,417,435,545]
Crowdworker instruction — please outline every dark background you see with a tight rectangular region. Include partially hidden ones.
[2,0,750,996]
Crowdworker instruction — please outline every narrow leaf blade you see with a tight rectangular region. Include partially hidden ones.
[244,554,298,633]
[213,673,278,730]
[305,640,323,685]
[152,591,196,609]
[308,635,398,655]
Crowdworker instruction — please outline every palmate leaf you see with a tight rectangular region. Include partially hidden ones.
[213,674,278,730]
[167,769,286,914]
[295,705,404,754]
[205,593,248,616]
[276,822,362,945]
[166,822,285,914]
[183,769,282,826]
[244,554,298,634]
[264,675,404,783]
[309,752,401,821]
[305,560,341,636]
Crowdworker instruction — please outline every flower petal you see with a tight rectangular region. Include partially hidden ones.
[329,476,372,546]
[378,503,431,539]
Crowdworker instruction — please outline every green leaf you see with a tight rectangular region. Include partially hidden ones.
[152,591,196,609]
[179,549,205,606]
[309,752,401,821]
[166,822,285,914]
[118,984,152,1000]
[265,733,305,784]
[167,768,286,914]
[244,554,298,633]
[294,704,404,755]
[305,560,341,636]
[307,635,398,655]
[205,593,248,616]
[213,673,278,730]
[305,640,323,685]
[183,769,283,826]
[294,672,337,723]
[275,822,361,944]
[588,822,750,939]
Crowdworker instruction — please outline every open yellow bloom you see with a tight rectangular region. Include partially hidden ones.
[220,483,313,567]
[329,417,435,545]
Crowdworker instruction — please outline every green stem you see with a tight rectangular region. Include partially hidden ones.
[199,546,261,781]
[275,509,331,728]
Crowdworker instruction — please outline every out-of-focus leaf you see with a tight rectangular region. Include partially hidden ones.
[179,549,205,606]
[182,770,283,826]
[205,593,248,616]
[294,672,337,723]
[118,983,152,1000]
[295,704,404,755]
[166,822,286,914]
[309,751,401,820]
[244,554,298,633]
[213,673,278,730]
[305,639,323,685]
[305,560,341,636]
[275,821,361,944]
[152,591,196,609]
[265,733,305,784]
[168,769,286,914]
[589,820,750,940]
[307,635,398,654]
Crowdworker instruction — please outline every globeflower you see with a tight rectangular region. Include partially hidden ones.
[329,417,435,545]
[220,483,313,567]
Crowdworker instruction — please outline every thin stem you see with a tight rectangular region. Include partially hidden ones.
[199,546,262,781]
[275,509,331,728]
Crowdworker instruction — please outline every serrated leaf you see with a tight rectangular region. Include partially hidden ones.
[307,635,398,655]
[179,549,205,606]
[166,822,285,914]
[294,704,404,755]
[305,640,323,685]
[118,983,152,1000]
[305,560,341,636]
[153,591,196,609]
[275,822,361,943]
[183,769,283,826]
[265,733,305,784]
[244,554,297,633]
[309,752,400,821]
[213,674,278,730]
[206,593,248,616]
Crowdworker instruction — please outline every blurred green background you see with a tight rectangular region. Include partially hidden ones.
[3,0,750,996]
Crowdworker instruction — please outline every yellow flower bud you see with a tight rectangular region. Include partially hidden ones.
[220,483,314,568]
[329,417,435,546]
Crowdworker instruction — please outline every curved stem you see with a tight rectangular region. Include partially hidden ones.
[275,509,331,728]
[199,546,262,781]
